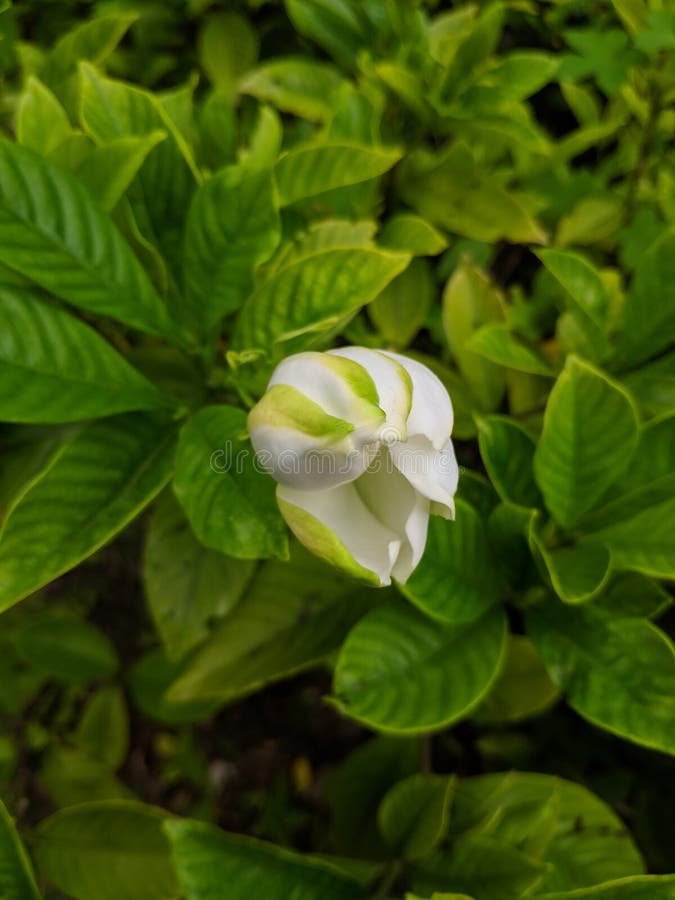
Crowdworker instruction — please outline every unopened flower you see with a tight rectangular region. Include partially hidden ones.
[248,347,458,586]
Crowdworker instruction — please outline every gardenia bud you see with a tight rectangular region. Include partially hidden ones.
[248,347,458,587]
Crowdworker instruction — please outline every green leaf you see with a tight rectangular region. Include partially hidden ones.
[369,258,433,348]
[129,650,221,727]
[533,357,639,529]
[473,635,558,724]
[182,166,280,338]
[276,142,401,207]
[17,75,72,155]
[233,243,410,355]
[411,835,546,900]
[442,261,506,411]
[527,601,675,755]
[616,228,675,365]
[581,495,675,579]
[143,491,255,661]
[79,63,198,281]
[173,405,288,560]
[0,798,41,900]
[0,139,179,341]
[0,412,176,611]
[14,613,118,684]
[0,285,171,423]
[537,249,609,356]
[378,774,455,861]
[398,143,546,244]
[400,501,501,624]
[467,324,555,376]
[538,876,675,899]
[450,772,644,892]
[378,214,448,256]
[43,13,137,87]
[239,57,344,122]
[327,736,419,859]
[165,818,364,899]
[477,416,542,508]
[285,0,375,68]
[458,52,558,111]
[532,532,612,604]
[75,133,167,213]
[333,603,507,734]
[594,572,671,620]
[198,12,258,93]
[166,544,373,703]
[556,197,623,247]
[76,686,129,771]
[33,801,179,900]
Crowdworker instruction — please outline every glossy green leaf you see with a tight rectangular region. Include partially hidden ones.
[43,13,137,86]
[400,501,501,624]
[326,735,419,859]
[442,261,506,411]
[79,63,198,278]
[411,835,547,900]
[537,876,675,899]
[378,214,448,255]
[378,774,455,861]
[369,257,433,347]
[76,686,129,771]
[285,0,374,68]
[239,57,344,122]
[333,603,507,733]
[581,495,675,579]
[182,165,280,337]
[477,416,542,508]
[198,12,258,93]
[166,818,364,899]
[398,143,546,244]
[556,197,623,248]
[473,635,558,724]
[617,228,675,364]
[143,491,255,660]
[0,412,176,611]
[173,405,287,560]
[166,544,372,703]
[537,249,608,355]
[75,133,166,213]
[128,650,221,727]
[527,601,675,755]
[14,613,118,684]
[17,75,72,155]
[0,798,41,900]
[594,572,671,619]
[533,535,612,604]
[450,772,644,892]
[0,139,178,341]
[233,243,410,354]
[0,285,171,423]
[467,323,555,376]
[33,801,178,900]
[533,357,639,528]
[458,52,558,111]
[276,142,401,206]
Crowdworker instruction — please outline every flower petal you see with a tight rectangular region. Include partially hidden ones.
[380,351,453,449]
[354,456,431,583]
[277,481,401,586]
[389,436,458,517]
[328,346,413,441]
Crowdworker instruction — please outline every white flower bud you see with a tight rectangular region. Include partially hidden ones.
[248,347,458,586]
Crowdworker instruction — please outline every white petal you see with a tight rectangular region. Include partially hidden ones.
[389,436,458,516]
[328,347,412,442]
[268,351,384,435]
[277,481,401,586]
[380,351,453,449]
[251,423,373,490]
[354,457,431,583]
